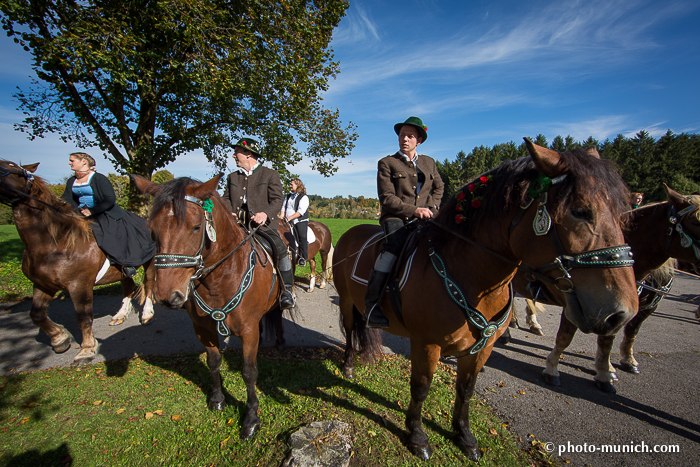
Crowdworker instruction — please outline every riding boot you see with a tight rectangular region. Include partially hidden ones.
[279,268,296,310]
[364,269,390,328]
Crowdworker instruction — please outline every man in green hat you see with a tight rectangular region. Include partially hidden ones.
[364,117,444,328]
[222,137,295,310]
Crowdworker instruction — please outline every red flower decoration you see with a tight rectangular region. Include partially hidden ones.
[471,200,482,208]
[480,176,490,184]
[456,214,466,224]
[468,184,476,192]
[455,204,463,212]
[243,141,247,146]
[457,192,466,200]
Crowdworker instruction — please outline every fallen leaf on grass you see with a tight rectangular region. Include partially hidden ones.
[145,412,154,419]
[93,400,102,406]
[489,428,498,435]
[171,415,182,421]
[517,390,526,395]
[116,409,125,414]
[220,436,230,449]
[154,410,163,416]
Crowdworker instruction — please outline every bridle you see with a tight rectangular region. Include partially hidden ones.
[0,163,36,206]
[664,203,700,264]
[152,195,261,336]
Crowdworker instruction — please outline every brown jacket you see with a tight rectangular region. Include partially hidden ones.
[377,152,444,224]
[222,164,284,230]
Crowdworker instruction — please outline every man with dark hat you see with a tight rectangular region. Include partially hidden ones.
[222,137,295,310]
[364,117,444,328]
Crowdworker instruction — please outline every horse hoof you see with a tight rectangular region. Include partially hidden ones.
[595,380,617,393]
[240,421,261,440]
[276,340,286,351]
[498,331,511,345]
[542,373,561,386]
[109,318,125,326]
[140,317,153,326]
[343,368,354,379]
[318,284,326,289]
[531,327,545,336]
[72,353,96,366]
[457,445,481,462]
[408,443,433,460]
[208,399,227,411]
[619,363,640,374]
[53,336,72,354]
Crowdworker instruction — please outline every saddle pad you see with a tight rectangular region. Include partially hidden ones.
[350,232,417,291]
[95,258,110,284]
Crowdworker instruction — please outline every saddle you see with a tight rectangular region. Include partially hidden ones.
[385,224,422,325]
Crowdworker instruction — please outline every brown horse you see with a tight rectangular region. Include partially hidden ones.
[510,186,700,392]
[332,140,639,461]
[0,160,155,365]
[133,174,285,440]
[278,219,334,292]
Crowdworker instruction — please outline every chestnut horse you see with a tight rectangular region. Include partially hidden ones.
[278,219,334,292]
[509,186,700,392]
[333,140,639,461]
[133,174,285,440]
[0,160,155,365]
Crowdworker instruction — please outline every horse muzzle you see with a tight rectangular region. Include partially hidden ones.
[158,289,188,309]
[563,293,635,335]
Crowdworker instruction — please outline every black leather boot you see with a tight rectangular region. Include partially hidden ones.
[280,269,296,310]
[123,266,137,278]
[364,269,390,328]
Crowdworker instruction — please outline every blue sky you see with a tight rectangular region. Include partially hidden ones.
[1,0,699,198]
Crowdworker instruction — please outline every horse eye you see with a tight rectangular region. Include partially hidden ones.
[571,207,592,221]
[192,225,202,233]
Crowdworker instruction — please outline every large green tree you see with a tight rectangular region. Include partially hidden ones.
[1,0,357,207]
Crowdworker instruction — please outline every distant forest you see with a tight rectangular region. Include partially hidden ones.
[2,130,698,224]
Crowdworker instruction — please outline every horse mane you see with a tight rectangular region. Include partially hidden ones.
[147,177,201,227]
[432,148,630,240]
[647,258,676,284]
[686,194,700,221]
[27,175,92,248]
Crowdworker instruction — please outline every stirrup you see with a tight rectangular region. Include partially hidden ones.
[365,305,389,329]
[280,289,295,310]
[298,257,306,267]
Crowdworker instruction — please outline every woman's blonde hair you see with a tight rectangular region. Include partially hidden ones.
[70,152,96,168]
[291,178,306,195]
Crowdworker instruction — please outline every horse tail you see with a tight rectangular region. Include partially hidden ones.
[340,304,383,363]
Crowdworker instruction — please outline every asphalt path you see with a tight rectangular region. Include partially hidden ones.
[1,275,698,466]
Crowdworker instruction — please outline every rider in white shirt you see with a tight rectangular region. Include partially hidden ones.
[280,178,310,266]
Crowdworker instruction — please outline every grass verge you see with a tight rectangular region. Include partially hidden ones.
[0,348,555,466]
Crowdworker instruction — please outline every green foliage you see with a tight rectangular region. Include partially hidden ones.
[437,131,700,206]
[309,195,380,220]
[0,351,552,466]
[1,0,357,209]
[152,170,174,184]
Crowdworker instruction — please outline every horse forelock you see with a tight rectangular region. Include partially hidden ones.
[687,194,700,221]
[147,177,200,228]
[433,149,630,240]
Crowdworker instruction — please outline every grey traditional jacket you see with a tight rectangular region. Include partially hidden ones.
[222,164,284,230]
[377,152,444,224]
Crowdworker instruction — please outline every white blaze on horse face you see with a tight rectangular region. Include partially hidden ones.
[167,208,174,217]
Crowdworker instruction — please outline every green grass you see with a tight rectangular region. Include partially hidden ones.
[0,349,555,467]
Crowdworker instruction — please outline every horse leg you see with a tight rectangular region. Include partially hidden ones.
[239,328,262,440]
[542,310,577,386]
[110,278,135,326]
[619,304,657,374]
[318,247,329,289]
[340,300,359,379]
[139,260,156,325]
[308,258,317,292]
[525,299,545,335]
[188,313,226,412]
[71,288,98,365]
[29,287,72,353]
[405,344,440,460]
[452,348,493,462]
[594,335,617,393]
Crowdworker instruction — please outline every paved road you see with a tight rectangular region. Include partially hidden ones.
[1,275,698,466]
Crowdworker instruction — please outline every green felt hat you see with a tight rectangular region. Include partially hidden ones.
[394,116,428,142]
[234,138,262,157]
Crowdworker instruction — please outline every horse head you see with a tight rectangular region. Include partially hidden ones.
[664,184,700,269]
[133,174,226,309]
[0,160,39,205]
[507,140,638,335]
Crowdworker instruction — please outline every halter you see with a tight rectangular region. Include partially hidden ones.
[0,163,35,205]
[665,204,700,262]
[153,195,259,336]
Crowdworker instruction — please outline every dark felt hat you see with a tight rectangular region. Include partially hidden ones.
[394,116,428,142]
[234,138,262,157]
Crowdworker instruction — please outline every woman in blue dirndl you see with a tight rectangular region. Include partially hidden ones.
[61,152,155,277]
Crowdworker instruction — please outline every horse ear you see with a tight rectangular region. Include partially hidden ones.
[192,174,223,199]
[524,138,563,177]
[22,163,40,173]
[664,183,687,206]
[583,146,600,159]
[130,174,161,197]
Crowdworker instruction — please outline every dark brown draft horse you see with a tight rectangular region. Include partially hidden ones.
[0,160,155,365]
[278,219,334,292]
[333,140,639,461]
[510,186,700,392]
[133,174,285,440]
